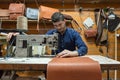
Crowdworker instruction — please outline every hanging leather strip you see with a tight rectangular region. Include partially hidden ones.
[62,12,82,33]
[47,57,102,80]
[95,9,103,45]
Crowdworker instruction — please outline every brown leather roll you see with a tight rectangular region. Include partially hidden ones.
[47,57,102,80]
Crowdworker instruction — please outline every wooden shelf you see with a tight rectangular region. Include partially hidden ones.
[1,19,37,22]
[1,19,71,23]
[0,0,120,4]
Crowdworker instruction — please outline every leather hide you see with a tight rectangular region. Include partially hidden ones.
[47,57,102,80]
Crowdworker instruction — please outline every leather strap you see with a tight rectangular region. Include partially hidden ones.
[62,12,82,33]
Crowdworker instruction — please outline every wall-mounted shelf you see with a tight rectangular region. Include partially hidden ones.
[0,0,120,4]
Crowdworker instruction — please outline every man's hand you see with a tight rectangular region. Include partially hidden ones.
[7,32,19,41]
[56,49,79,58]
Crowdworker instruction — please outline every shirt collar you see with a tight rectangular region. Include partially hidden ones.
[56,27,68,36]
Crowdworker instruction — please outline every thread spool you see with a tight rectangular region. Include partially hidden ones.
[17,16,28,31]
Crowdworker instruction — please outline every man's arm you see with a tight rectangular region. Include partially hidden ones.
[57,31,88,58]
[7,32,19,41]
[74,31,88,56]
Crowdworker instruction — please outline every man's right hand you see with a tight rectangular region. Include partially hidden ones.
[7,32,19,41]
[56,49,79,58]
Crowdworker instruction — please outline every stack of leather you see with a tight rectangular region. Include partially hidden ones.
[47,57,102,80]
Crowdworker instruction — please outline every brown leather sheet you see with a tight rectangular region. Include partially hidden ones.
[47,57,102,80]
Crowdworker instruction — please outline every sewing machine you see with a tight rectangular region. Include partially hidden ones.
[14,33,58,57]
[1,33,120,80]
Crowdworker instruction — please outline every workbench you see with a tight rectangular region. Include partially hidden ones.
[0,55,120,80]
[0,55,120,71]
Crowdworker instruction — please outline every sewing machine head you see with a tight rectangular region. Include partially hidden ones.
[15,33,58,57]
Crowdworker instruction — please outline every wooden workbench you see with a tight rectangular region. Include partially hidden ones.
[0,55,120,71]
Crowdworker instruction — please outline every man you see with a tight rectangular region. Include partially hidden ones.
[46,12,88,58]
[7,12,88,58]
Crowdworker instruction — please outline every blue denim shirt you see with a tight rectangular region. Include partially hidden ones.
[46,27,88,56]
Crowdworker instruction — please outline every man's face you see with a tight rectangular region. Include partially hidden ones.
[53,21,66,34]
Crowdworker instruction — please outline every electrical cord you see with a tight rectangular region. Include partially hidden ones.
[4,36,16,59]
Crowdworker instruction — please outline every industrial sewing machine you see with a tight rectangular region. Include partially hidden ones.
[14,33,58,57]
[0,33,58,80]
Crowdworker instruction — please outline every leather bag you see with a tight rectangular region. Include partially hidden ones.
[108,16,120,32]
[0,9,9,19]
[26,8,39,20]
[39,5,59,20]
[37,5,59,31]
[84,29,97,38]
[9,3,25,20]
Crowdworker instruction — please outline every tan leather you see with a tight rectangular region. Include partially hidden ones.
[9,3,25,20]
[84,29,97,38]
[10,14,23,20]
[0,9,9,19]
[62,12,82,33]
[47,57,102,80]
[39,5,59,20]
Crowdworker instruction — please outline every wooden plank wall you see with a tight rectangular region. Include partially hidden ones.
[0,2,120,79]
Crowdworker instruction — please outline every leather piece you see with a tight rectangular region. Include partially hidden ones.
[39,5,59,20]
[95,9,103,45]
[0,9,9,17]
[0,9,9,19]
[47,57,102,80]
[9,14,23,20]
